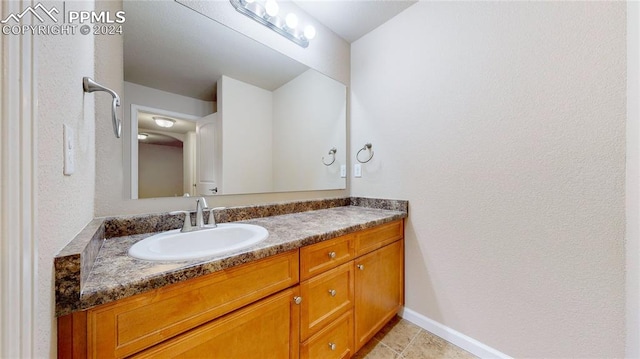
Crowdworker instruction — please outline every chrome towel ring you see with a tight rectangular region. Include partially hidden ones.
[356,143,374,163]
[322,147,337,166]
[83,77,122,138]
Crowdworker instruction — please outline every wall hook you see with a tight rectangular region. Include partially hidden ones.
[322,147,337,166]
[356,143,374,163]
[83,77,122,138]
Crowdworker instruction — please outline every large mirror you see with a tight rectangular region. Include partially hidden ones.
[123,0,347,199]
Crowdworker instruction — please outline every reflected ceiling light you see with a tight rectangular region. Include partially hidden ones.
[137,133,148,140]
[229,0,315,48]
[153,116,175,128]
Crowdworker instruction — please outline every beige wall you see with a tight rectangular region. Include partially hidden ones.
[627,2,640,357]
[273,70,347,192]
[138,143,184,198]
[218,75,274,194]
[351,2,626,357]
[36,1,97,357]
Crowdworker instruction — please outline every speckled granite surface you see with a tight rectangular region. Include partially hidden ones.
[54,197,408,317]
[54,218,105,314]
[350,197,409,212]
[103,197,352,239]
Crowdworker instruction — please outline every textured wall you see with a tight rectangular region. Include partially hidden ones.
[626,2,640,357]
[36,1,96,356]
[350,2,626,357]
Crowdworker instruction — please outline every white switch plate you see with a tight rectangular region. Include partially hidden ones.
[354,163,362,178]
[340,165,347,178]
[63,124,75,175]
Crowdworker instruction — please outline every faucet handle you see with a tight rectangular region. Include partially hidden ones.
[170,210,192,232]
[207,207,226,226]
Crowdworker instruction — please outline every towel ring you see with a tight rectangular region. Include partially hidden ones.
[322,147,337,166]
[356,143,374,163]
[83,77,122,138]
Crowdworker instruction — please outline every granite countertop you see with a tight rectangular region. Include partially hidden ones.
[55,199,407,316]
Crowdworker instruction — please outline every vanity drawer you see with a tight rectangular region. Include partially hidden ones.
[300,233,354,280]
[300,261,354,341]
[354,220,403,257]
[301,310,353,359]
[87,250,299,359]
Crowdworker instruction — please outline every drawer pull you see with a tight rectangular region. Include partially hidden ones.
[357,264,364,270]
[328,251,337,259]
[328,342,337,351]
[328,289,337,297]
[294,296,303,305]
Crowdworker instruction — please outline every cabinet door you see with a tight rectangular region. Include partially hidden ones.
[354,240,404,352]
[132,287,301,359]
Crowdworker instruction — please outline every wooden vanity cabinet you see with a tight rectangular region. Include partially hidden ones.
[59,250,300,359]
[299,219,404,357]
[57,219,404,359]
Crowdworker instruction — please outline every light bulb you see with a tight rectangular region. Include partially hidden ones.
[265,0,279,17]
[285,13,298,29]
[303,25,316,40]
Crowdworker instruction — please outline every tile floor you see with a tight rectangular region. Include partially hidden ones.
[353,316,478,359]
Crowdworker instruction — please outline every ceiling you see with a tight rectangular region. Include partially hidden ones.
[137,111,196,146]
[123,1,416,102]
[293,0,417,43]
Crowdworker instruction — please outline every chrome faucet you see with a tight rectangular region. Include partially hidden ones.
[195,197,208,228]
[170,197,209,232]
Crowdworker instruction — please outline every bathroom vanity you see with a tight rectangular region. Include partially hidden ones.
[55,199,406,358]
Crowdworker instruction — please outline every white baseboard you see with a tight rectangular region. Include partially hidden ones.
[399,308,512,359]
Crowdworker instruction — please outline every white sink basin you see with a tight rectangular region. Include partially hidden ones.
[128,223,269,261]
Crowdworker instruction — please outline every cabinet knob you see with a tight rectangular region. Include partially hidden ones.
[328,289,337,297]
[328,342,336,351]
[293,296,302,305]
[328,251,337,259]
[357,264,365,270]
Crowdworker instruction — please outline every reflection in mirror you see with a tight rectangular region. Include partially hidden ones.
[124,0,347,199]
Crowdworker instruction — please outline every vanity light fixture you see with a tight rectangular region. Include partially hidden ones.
[230,0,316,48]
[153,117,175,128]
[137,133,148,140]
